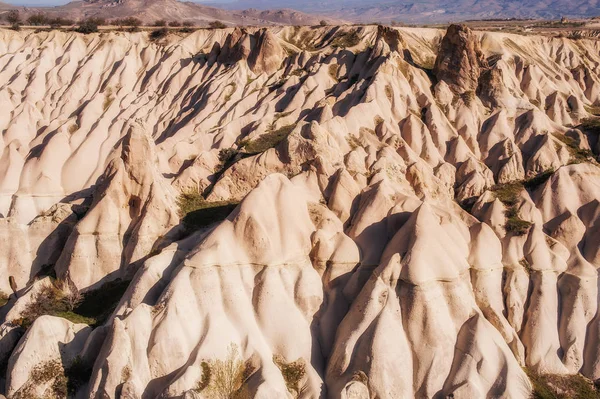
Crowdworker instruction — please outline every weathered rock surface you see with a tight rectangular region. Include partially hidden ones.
[0,24,598,398]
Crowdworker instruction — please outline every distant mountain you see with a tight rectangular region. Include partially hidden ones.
[204,0,600,23]
[0,0,338,26]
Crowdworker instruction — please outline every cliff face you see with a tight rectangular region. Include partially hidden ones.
[0,24,599,398]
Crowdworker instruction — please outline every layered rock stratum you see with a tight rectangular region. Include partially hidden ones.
[0,23,599,398]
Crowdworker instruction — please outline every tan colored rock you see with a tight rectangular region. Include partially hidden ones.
[434,24,486,94]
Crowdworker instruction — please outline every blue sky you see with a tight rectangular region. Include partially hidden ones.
[5,0,71,5]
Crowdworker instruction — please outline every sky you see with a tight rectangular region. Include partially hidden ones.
[5,0,72,5]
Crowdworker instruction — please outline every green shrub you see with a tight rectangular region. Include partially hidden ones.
[505,213,532,236]
[12,283,83,329]
[241,124,296,154]
[491,182,533,235]
[491,182,523,206]
[11,278,129,329]
[177,192,238,232]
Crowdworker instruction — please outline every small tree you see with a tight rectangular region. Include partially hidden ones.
[319,20,327,26]
[208,20,227,29]
[27,13,48,26]
[168,20,181,27]
[118,17,141,27]
[153,19,166,27]
[182,21,194,27]
[48,17,74,28]
[6,10,20,25]
[76,18,99,34]
[149,27,168,40]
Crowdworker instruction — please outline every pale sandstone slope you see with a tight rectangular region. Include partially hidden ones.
[0,24,599,398]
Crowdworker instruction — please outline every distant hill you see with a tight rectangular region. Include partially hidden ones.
[205,0,600,23]
[0,0,338,26]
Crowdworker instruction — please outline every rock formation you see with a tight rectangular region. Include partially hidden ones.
[0,23,599,398]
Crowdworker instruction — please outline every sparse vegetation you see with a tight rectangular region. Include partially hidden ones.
[491,181,523,207]
[328,64,339,80]
[208,21,227,29]
[64,356,93,396]
[11,356,90,398]
[0,291,8,307]
[149,27,169,41]
[76,18,100,34]
[27,13,48,26]
[241,124,296,154]
[48,17,74,28]
[505,206,532,235]
[6,10,20,25]
[460,91,476,107]
[103,88,114,111]
[11,278,130,329]
[385,85,393,101]
[194,361,212,393]
[584,106,600,117]
[114,17,141,30]
[223,83,237,102]
[153,19,167,27]
[580,118,600,136]
[177,191,238,231]
[331,30,361,49]
[273,355,306,397]
[523,169,554,190]
[11,283,84,330]
[491,182,532,236]
[195,344,252,399]
[218,147,238,166]
[525,368,600,399]
[168,21,181,27]
[346,135,362,150]
[16,359,68,399]
[520,258,532,274]
[552,132,596,164]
